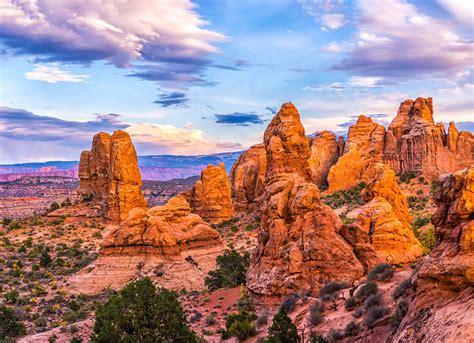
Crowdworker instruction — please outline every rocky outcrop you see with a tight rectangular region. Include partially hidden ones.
[327,116,386,192]
[186,163,234,224]
[107,130,148,222]
[340,164,423,266]
[77,130,147,222]
[308,131,342,188]
[103,195,222,255]
[247,103,364,296]
[394,167,474,342]
[385,97,474,176]
[230,144,267,213]
[68,195,224,294]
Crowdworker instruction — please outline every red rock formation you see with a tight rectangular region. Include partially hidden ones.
[327,115,386,192]
[385,97,474,176]
[394,167,474,342]
[308,131,342,188]
[186,162,234,224]
[77,130,147,222]
[230,143,267,213]
[107,130,147,222]
[103,195,222,255]
[247,103,364,296]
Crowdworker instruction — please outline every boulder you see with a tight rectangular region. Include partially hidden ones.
[247,103,364,296]
[187,162,234,224]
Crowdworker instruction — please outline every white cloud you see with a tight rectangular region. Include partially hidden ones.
[348,76,382,87]
[24,65,90,83]
[321,13,346,30]
[321,41,342,52]
[437,0,474,26]
[125,123,242,155]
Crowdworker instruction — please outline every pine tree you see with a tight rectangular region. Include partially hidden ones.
[266,307,300,343]
[91,277,198,342]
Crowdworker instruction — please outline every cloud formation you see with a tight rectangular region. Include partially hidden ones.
[0,0,225,92]
[0,106,241,163]
[333,0,473,80]
[297,0,346,31]
[24,64,90,83]
[154,92,189,107]
[215,112,265,126]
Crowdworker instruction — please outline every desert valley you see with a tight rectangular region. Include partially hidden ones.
[1,97,473,342]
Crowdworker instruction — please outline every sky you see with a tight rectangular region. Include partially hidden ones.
[0,0,473,164]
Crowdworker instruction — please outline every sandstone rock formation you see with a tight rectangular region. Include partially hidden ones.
[394,167,474,342]
[247,103,364,296]
[327,115,386,192]
[308,130,342,188]
[340,164,423,266]
[77,130,147,222]
[103,195,222,255]
[68,195,224,294]
[185,162,234,224]
[385,97,474,176]
[230,143,266,213]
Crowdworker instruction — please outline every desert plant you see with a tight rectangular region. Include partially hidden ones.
[0,305,26,339]
[205,249,250,290]
[392,279,412,300]
[319,281,350,300]
[363,294,380,310]
[344,296,357,311]
[364,306,389,329]
[356,281,378,301]
[281,294,297,313]
[326,329,342,343]
[310,333,329,343]
[368,263,394,282]
[344,320,360,336]
[391,298,409,330]
[266,307,300,343]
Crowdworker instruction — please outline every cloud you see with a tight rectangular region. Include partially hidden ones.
[303,76,383,91]
[266,106,278,114]
[213,59,252,71]
[0,106,242,163]
[24,64,90,83]
[321,42,342,53]
[291,68,312,73]
[437,0,474,26]
[154,92,189,107]
[453,122,474,132]
[0,0,225,90]
[297,0,346,30]
[215,112,265,126]
[125,123,242,155]
[333,0,473,80]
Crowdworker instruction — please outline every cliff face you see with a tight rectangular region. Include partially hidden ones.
[229,143,267,213]
[308,130,342,188]
[246,103,364,296]
[77,130,147,222]
[394,167,474,343]
[327,116,386,192]
[187,162,234,224]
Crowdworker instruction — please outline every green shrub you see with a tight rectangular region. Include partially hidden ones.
[368,263,394,282]
[8,221,22,231]
[363,294,380,310]
[344,320,360,336]
[344,296,357,311]
[326,329,342,343]
[205,249,250,290]
[399,172,416,183]
[50,202,60,211]
[280,294,297,313]
[227,320,256,341]
[265,307,300,343]
[319,281,350,300]
[412,215,431,229]
[321,183,366,209]
[391,299,409,330]
[364,306,389,328]
[392,279,412,300]
[310,333,328,343]
[91,278,198,342]
[0,305,26,339]
[413,224,436,254]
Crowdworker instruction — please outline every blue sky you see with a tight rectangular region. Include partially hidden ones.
[0,0,473,163]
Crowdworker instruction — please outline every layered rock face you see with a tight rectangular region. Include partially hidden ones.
[340,164,423,267]
[308,131,342,188]
[186,162,234,224]
[230,144,267,213]
[385,97,474,176]
[247,103,364,296]
[103,195,222,255]
[77,130,147,222]
[394,167,474,342]
[327,116,386,192]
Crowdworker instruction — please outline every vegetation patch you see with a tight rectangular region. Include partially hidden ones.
[205,249,250,291]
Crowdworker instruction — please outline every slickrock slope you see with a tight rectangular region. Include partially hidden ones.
[230,143,267,213]
[394,167,474,342]
[68,195,223,294]
[308,130,342,188]
[247,103,364,296]
[327,115,386,192]
[340,164,423,267]
[107,130,148,222]
[77,130,147,222]
[186,162,234,224]
[385,97,474,176]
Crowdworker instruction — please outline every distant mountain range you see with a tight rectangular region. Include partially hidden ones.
[0,151,243,182]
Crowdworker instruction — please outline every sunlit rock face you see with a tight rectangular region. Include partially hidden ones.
[247,103,364,296]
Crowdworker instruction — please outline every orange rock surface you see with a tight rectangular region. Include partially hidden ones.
[308,130,342,188]
[327,115,385,192]
[230,143,267,213]
[394,167,474,342]
[247,103,364,296]
[187,162,234,224]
